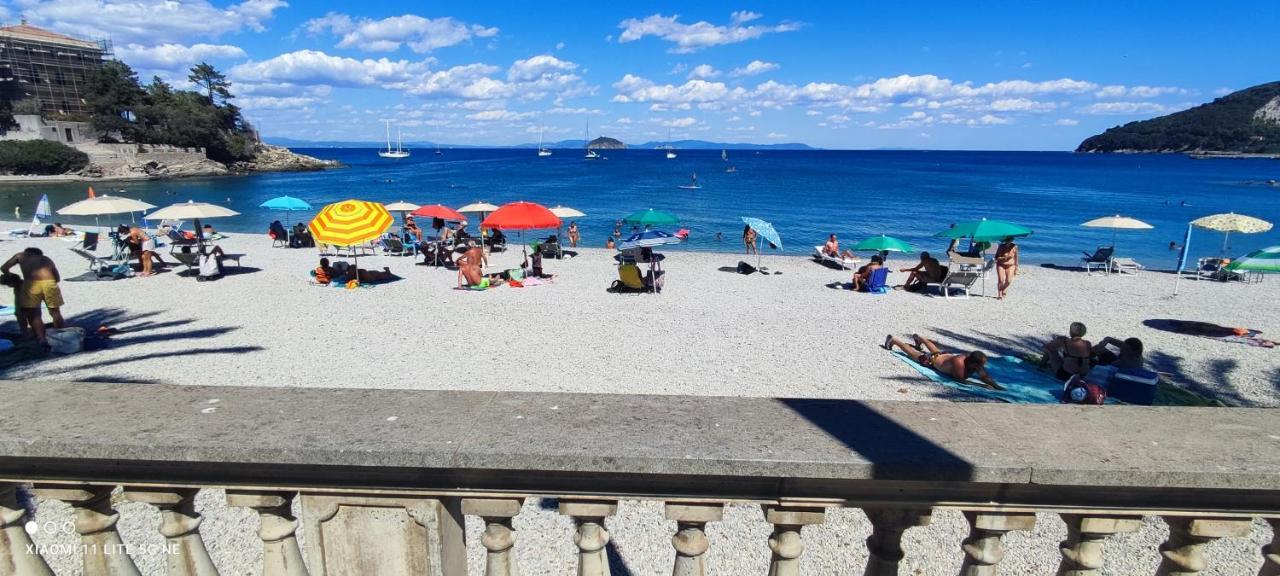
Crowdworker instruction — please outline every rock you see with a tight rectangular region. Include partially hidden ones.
[241,144,342,173]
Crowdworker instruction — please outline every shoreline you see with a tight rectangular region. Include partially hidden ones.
[0,144,342,185]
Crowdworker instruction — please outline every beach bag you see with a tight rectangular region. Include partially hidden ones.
[197,254,222,281]
[736,261,757,275]
[1062,374,1106,405]
[47,327,85,355]
[110,262,133,279]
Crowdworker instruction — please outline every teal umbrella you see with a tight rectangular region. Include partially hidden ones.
[936,218,1032,243]
[741,217,782,269]
[623,209,679,228]
[1224,246,1280,273]
[852,235,914,254]
[260,196,312,227]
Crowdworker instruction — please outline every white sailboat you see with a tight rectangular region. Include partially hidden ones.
[584,120,600,159]
[538,127,552,157]
[665,128,677,159]
[721,149,728,161]
[378,121,410,158]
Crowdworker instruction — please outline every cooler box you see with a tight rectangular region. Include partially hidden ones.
[1109,367,1158,405]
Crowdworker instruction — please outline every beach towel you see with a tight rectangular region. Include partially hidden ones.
[1143,319,1275,348]
[0,306,13,316]
[890,351,1071,403]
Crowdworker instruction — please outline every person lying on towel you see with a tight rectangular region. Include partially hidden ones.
[884,333,1003,390]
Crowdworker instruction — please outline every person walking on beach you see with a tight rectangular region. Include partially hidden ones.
[743,224,757,255]
[1,247,65,343]
[994,236,1019,299]
[568,222,580,248]
[884,333,1002,390]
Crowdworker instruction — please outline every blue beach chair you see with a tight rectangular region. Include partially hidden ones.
[865,267,890,294]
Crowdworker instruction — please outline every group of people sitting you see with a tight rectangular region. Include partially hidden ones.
[456,243,551,290]
[1041,322,1145,379]
[269,221,314,248]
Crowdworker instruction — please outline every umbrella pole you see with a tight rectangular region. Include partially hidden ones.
[1222,232,1230,256]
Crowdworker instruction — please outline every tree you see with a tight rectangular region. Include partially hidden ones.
[188,62,233,105]
[83,60,146,142]
[0,78,23,134]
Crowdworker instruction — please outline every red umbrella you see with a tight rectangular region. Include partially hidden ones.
[411,204,468,222]
[481,201,560,230]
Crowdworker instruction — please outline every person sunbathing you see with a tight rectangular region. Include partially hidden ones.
[885,333,1002,390]
[823,234,857,260]
[314,258,337,284]
[1042,322,1093,380]
[355,267,397,284]
[50,223,75,237]
[900,252,944,292]
[851,255,884,291]
[1092,336,1144,370]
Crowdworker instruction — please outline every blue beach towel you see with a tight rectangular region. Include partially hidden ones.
[890,351,1068,403]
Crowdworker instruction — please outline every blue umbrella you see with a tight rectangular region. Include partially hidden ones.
[34,194,51,219]
[618,229,682,250]
[260,195,312,226]
[742,216,782,269]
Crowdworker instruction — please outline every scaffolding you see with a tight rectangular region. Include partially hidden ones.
[0,23,108,116]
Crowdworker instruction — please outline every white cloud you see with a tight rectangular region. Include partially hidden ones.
[767,131,787,139]
[1081,102,1170,115]
[116,43,247,73]
[988,98,1057,112]
[1095,85,1185,99]
[1055,118,1080,126]
[730,60,779,77]
[545,107,606,116]
[238,95,322,110]
[659,117,698,128]
[687,64,720,80]
[508,55,578,81]
[20,0,286,44]
[612,75,741,104]
[303,12,499,53]
[974,114,1011,125]
[230,50,429,88]
[555,41,566,50]
[466,109,534,121]
[409,63,512,99]
[617,12,802,53]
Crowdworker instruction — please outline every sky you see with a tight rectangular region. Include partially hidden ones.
[2,0,1277,150]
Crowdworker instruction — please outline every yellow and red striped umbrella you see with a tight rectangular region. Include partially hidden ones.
[309,199,393,246]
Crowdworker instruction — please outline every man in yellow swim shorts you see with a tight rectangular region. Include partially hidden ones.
[2,247,65,342]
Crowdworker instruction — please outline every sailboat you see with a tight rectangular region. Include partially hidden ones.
[584,120,600,159]
[538,127,552,157]
[434,147,442,156]
[721,149,728,161]
[665,128,677,159]
[378,121,410,158]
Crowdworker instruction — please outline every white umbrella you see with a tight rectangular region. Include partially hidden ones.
[384,201,420,212]
[1191,212,1273,255]
[459,202,501,249]
[57,195,157,230]
[1081,214,1153,249]
[550,206,586,218]
[145,200,240,258]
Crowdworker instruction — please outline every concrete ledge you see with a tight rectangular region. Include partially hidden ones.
[0,381,1277,502]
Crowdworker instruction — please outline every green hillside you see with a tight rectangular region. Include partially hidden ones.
[1077,82,1280,154]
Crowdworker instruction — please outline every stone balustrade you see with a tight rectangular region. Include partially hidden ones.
[0,380,1277,575]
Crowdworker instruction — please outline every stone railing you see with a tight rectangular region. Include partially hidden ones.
[0,380,1277,575]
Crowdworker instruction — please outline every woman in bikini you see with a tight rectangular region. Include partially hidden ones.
[885,334,1002,390]
[1042,322,1093,380]
[995,236,1019,299]
[743,225,757,255]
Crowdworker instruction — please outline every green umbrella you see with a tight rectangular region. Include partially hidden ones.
[1224,246,1280,273]
[935,218,1032,242]
[852,235,914,253]
[623,209,679,228]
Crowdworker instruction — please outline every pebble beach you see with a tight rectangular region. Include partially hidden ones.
[4,225,1277,575]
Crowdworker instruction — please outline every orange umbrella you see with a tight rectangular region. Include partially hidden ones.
[481,201,560,230]
[309,200,393,285]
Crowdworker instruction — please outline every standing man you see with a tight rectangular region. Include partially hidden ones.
[1,248,65,342]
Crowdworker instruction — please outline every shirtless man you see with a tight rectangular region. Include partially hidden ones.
[900,251,944,292]
[1042,322,1093,380]
[885,333,1002,390]
[823,234,857,260]
[1,247,65,342]
[851,255,884,291]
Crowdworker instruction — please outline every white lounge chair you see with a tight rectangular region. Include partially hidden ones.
[1111,257,1144,274]
[813,246,860,270]
[927,262,981,299]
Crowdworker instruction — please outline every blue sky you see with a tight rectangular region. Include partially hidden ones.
[4,0,1277,149]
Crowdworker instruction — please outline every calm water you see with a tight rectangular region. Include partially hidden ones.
[3,149,1279,266]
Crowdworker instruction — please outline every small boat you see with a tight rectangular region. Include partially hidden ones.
[538,127,552,157]
[378,121,410,158]
[434,148,442,156]
[721,149,728,161]
[726,166,738,173]
[584,120,600,160]
[665,128,677,159]
[677,172,701,190]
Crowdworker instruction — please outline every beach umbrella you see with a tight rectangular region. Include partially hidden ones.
[459,201,501,245]
[34,194,51,219]
[412,204,468,223]
[623,209,679,229]
[259,195,312,227]
[309,199,393,285]
[618,229,682,250]
[482,201,561,258]
[146,200,240,268]
[1081,214,1153,252]
[550,206,586,218]
[384,201,420,212]
[1191,212,1273,255]
[58,195,157,231]
[1224,246,1280,274]
[852,234,913,253]
[935,218,1032,243]
[741,217,782,270]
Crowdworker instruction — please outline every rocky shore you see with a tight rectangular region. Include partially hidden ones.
[0,143,341,183]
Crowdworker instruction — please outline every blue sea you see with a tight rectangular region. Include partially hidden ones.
[3,149,1279,267]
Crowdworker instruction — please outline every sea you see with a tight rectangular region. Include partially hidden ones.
[3,149,1279,267]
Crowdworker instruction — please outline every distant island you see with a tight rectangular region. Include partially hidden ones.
[587,136,625,149]
[1077,81,1280,155]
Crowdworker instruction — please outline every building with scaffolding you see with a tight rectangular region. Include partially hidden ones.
[0,20,109,116]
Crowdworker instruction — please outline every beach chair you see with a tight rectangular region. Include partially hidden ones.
[541,235,563,259]
[928,264,980,298]
[813,246,860,270]
[1081,247,1115,274]
[864,267,890,294]
[1111,257,1144,274]
[381,236,406,256]
[610,263,657,293]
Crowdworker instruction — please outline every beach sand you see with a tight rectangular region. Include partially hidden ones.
[4,225,1277,575]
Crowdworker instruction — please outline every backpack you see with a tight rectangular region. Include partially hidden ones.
[197,254,222,281]
[1062,375,1106,405]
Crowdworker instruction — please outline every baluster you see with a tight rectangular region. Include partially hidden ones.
[559,499,618,576]
[33,484,141,576]
[122,487,218,576]
[665,503,723,576]
[1157,516,1252,575]
[1260,518,1279,576]
[1,483,53,576]
[224,490,308,576]
[462,497,524,576]
[862,508,931,576]
[959,511,1035,576]
[764,504,826,576]
[1056,514,1141,576]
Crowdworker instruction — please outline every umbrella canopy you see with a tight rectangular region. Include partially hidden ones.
[852,235,914,253]
[741,217,782,250]
[259,196,312,211]
[618,229,682,250]
[57,195,156,216]
[145,200,240,221]
[1081,215,1153,230]
[384,201,420,212]
[309,200,393,246]
[1191,213,1273,233]
[1224,246,1280,273]
[35,194,51,219]
[550,206,586,218]
[412,204,468,222]
[623,209,679,228]
[458,201,501,214]
[935,218,1032,242]
[481,201,560,230]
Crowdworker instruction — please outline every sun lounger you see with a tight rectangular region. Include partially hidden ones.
[609,263,662,293]
[813,246,860,270]
[1111,257,1144,274]
[1081,246,1115,274]
[927,264,980,298]
[381,236,407,256]
[540,235,563,259]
